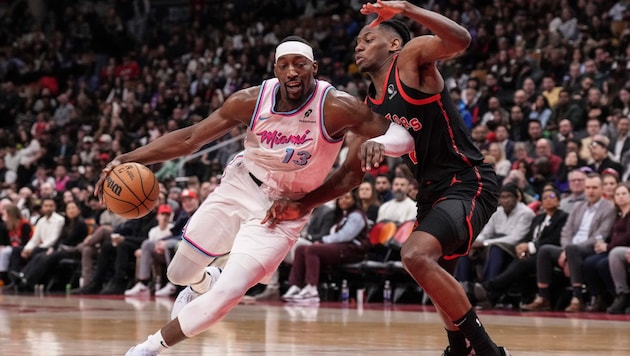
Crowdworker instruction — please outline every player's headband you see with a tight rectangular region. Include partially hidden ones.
[275,41,314,62]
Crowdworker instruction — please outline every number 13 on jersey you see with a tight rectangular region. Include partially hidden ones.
[282,148,312,165]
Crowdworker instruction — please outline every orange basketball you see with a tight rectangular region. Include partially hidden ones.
[102,162,160,219]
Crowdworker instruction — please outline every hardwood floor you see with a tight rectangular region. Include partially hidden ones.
[1,293,629,355]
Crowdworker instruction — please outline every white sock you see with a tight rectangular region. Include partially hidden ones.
[143,330,168,352]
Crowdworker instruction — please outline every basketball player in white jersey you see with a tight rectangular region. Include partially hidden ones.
[94,36,414,355]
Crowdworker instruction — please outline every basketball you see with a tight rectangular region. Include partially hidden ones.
[102,162,160,219]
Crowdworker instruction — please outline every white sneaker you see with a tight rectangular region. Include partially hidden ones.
[154,282,177,297]
[125,282,150,297]
[170,266,222,319]
[125,345,159,356]
[281,285,302,301]
[292,285,320,303]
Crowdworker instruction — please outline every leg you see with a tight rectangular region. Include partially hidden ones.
[131,221,296,353]
[609,247,630,295]
[137,240,156,282]
[79,244,98,286]
[565,244,594,307]
[522,245,562,310]
[287,244,308,287]
[482,246,512,282]
[607,247,630,314]
[406,192,501,356]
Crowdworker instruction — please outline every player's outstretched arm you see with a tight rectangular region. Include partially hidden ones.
[95,87,258,200]
[114,88,256,166]
[363,1,471,64]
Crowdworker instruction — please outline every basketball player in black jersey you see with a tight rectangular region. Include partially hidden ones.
[264,2,508,356]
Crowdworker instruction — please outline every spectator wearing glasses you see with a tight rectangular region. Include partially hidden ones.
[588,134,622,175]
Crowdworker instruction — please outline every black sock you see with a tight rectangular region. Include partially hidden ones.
[446,329,468,355]
[539,287,551,300]
[453,308,499,356]
[572,286,583,301]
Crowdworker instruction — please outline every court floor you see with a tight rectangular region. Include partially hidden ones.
[1,293,629,355]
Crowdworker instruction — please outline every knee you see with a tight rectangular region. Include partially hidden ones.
[564,244,578,255]
[166,263,189,285]
[400,242,440,277]
[82,245,96,258]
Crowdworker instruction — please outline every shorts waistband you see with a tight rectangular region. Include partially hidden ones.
[249,172,263,187]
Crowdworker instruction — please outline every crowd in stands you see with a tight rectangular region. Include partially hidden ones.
[1,0,630,314]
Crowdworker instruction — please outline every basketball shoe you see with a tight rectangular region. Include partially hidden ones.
[170,266,221,320]
[125,345,159,356]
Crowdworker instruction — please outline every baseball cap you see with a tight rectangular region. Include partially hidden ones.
[157,204,172,214]
[180,189,198,199]
[83,136,94,143]
[99,153,110,161]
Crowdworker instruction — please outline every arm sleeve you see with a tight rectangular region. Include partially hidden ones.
[322,212,366,244]
[367,122,415,157]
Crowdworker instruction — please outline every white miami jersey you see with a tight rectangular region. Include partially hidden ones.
[243,78,344,199]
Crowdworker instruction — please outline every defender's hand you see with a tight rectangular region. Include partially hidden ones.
[95,158,122,205]
[361,1,405,28]
[359,141,385,172]
[262,199,305,227]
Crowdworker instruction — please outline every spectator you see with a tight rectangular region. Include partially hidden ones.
[588,134,623,174]
[487,142,511,182]
[456,184,534,292]
[16,201,88,289]
[583,182,630,312]
[580,118,603,162]
[602,168,621,200]
[73,211,157,295]
[375,176,416,224]
[608,116,630,162]
[374,174,393,203]
[7,198,64,277]
[356,180,380,225]
[124,204,174,297]
[529,94,553,130]
[522,173,616,312]
[476,188,568,308]
[548,89,585,132]
[0,203,32,286]
[551,119,578,158]
[560,169,587,213]
[75,207,127,287]
[494,124,515,162]
[534,138,563,178]
[282,190,369,303]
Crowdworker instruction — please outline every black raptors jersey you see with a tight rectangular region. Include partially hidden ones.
[365,56,486,199]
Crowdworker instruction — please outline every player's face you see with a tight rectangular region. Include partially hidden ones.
[355,26,398,73]
[274,54,317,102]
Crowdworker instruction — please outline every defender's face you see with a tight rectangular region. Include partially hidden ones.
[274,54,317,102]
[355,26,396,73]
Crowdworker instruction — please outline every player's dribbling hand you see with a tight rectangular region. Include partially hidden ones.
[361,0,405,28]
[359,141,385,172]
[262,199,305,227]
[94,158,122,205]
